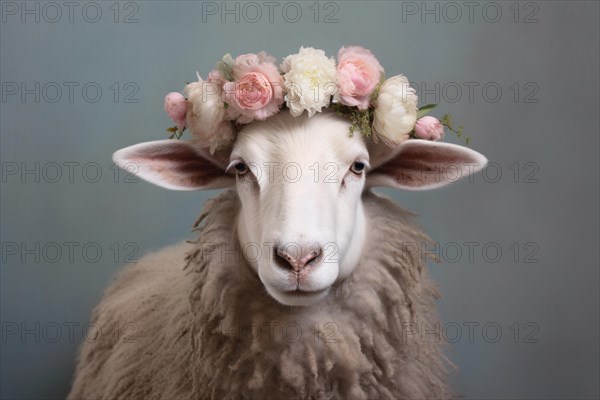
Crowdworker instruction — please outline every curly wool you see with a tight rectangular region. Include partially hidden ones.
[68,189,454,400]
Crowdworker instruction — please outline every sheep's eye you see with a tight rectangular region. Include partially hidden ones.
[350,161,366,174]
[234,162,249,175]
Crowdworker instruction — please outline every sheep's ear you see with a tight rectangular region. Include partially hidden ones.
[366,140,487,190]
[112,140,234,191]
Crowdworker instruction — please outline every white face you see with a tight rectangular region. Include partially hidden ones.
[230,112,369,306]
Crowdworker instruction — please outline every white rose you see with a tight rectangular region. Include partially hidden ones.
[281,47,337,118]
[185,75,234,154]
[372,75,418,144]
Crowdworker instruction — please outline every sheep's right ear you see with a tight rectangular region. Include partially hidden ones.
[112,140,234,190]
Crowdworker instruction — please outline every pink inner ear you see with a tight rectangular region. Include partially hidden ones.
[131,151,224,188]
[368,141,487,190]
[116,140,233,190]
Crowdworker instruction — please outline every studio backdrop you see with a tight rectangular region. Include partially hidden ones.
[1,1,599,399]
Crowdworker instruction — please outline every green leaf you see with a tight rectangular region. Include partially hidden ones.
[216,53,235,81]
[222,53,234,66]
[417,103,438,118]
[370,82,382,105]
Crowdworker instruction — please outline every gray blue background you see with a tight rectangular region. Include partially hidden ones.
[1,1,599,399]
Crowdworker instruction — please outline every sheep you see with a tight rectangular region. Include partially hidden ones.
[68,110,487,400]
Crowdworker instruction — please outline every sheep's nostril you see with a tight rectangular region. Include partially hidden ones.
[301,250,320,267]
[275,245,322,272]
[274,248,292,270]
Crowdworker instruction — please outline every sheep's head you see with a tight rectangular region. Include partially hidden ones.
[114,111,486,306]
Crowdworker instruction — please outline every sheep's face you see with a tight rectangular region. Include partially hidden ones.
[114,111,487,307]
[231,112,368,306]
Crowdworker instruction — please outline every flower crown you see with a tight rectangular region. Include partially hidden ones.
[163,46,468,154]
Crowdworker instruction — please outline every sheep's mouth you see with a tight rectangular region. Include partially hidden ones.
[286,288,329,297]
[266,286,330,306]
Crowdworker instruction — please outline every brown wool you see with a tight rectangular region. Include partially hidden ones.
[68,189,454,400]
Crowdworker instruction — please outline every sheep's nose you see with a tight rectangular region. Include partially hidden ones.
[275,243,322,272]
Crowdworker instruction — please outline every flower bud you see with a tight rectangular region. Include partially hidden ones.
[414,116,444,141]
[164,92,188,132]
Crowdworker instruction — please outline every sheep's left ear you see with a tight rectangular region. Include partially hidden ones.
[366,140,487,190]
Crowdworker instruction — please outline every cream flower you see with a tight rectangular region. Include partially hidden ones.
[372,75,418,144]
[280,47,337,117]
[184,74,234,154]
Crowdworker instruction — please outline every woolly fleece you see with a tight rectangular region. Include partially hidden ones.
[68,189,453,400]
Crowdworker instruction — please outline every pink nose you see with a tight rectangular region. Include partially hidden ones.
[276,244,321,272]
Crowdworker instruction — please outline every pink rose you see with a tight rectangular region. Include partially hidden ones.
[225,72,272,110]
[163,92,187,131]
[223,52,284,124]
[337,46,384,110]
[414,116,445,141]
